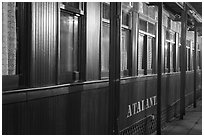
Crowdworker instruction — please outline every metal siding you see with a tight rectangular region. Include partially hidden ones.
[31,2,57,87]
[86,2,100,81]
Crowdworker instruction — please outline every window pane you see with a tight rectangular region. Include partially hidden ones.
[166,30,170,40]
[101,22,109,76]
[122,11,130,26]
[170,32,175,42]
[173,44,176,72]
[186,48,188,71]
[198,51,201,69]
[162,14,168,27]
[171,21,177,31]
[167,18,171,29]
[60,12,78,73]
[121,29,129,72]
[142,3,148,15]
[186,40,191,48]
[192,49,194,70]
[2,2,17,75]
[102,3,110,20]
[122,2,131,7]
[170,44,173,71]
[164,42,168,72]
[138,34,144,70]
[60,2,83,11]
[186,48,191,71]
[66,2,79,9]
[139,19,147,32]
[188,49,191,70]
[178,46,181,70]
[147,37,153,70]
[148,6,156,19]
[148,22,155,35]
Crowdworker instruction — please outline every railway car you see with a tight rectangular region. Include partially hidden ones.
[2,2,202,135]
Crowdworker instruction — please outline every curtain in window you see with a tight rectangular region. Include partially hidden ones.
[2,2,17,75]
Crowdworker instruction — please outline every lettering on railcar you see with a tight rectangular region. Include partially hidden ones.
[127,96,157,118]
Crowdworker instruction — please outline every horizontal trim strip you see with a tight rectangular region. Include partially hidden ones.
[3,70,198,94]
[3,79,109,94]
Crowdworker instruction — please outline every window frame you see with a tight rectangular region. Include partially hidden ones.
[100,2,110,79]
[138,13,157,76]
[58,2,85,84]
[2,2,31,91]
[164,24,177,73]
[120,3,133,78]
[99,2,133,79]
[100,19,110,79]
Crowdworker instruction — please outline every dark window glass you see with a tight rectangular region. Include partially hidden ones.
[164,42,169,73]
[178,46,181,71]
[148,22,155,35]
[198,51,201,69]
[162,14,168,27]
[139,19,147,32]
[102,3,110,20]
[101,22,110,78]
[60,2,83,12]
[188,48,191,70]
[172,44,176,72]
[171,21,177,31]
[186,48,188,71]
[170,32,175,42]
[142,3,148,15]
[167,18,171,29]
[170,43,173,71]
[122,11,130,26]
[60,11,79,83]
[186,40,191,48]
[123,2,131,7]
[66,2,79,9]
[186,40,191,71]
[166,30,170,40]
[148,6,156,19]
[192,49,194,69]
[186,48,191,71]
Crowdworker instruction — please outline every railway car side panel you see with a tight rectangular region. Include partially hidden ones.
[2,82,110,135]
[81,86,109,134]
[119,76,157,134]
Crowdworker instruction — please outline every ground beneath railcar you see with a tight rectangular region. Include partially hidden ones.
[161,99,202,135]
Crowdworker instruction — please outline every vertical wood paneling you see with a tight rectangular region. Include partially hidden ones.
[86,2,100,80]
[3,102,28,134]
[31,2,57,87]
[81,88,109,134]
[53,93,81,134]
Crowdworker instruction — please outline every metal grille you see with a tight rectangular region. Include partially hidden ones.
[119,116,157,135]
